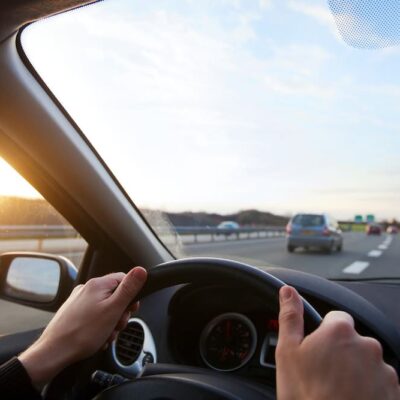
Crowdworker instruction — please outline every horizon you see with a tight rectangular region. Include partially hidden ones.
[0,193,396,223]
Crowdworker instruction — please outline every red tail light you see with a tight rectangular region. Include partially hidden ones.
[322,226,331,236]
[286,224,292,234]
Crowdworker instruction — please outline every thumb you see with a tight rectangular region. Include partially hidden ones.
[277,286,304,348]
[110,267,147,308]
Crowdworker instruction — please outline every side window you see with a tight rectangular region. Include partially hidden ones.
[0,157,88,335]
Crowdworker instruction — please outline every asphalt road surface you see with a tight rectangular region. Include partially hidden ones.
[182,232,399,280]
[1,232,398,335]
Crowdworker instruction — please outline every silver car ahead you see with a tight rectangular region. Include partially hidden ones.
[286,213,343,254]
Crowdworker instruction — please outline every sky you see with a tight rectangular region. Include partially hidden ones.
[4,0,400,220]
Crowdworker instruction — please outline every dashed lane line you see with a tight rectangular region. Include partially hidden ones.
[344,235,394,275]
[343,261,370,274]
[382,236,393,246]
[368,250,383,257]
[376,235,393,251]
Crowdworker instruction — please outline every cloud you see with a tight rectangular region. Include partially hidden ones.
[265,43,333,74]
[287,0,342,40]
[287,1,334,26]
[260,44,335,98]
[263,75,335,98]
[259,0,272,10]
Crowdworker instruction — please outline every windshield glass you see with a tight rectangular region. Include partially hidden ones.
[22,0,400,280]
[292,215,324,227]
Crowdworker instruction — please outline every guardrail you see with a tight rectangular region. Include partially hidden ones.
[173,226,286,244]
[0,225,286,243]
[0,225,78,239]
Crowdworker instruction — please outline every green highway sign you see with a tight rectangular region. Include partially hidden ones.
[366,214,375,223]
[354,215,363,223]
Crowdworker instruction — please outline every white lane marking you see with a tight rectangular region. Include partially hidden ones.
[343,261,370,274]
[378,244,388,250]
[368,250,382,257]
[383,236,393,245]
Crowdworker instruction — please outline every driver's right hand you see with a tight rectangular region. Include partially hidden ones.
[276,286,400,400]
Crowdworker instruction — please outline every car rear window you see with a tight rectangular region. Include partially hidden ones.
[293,215,324,227]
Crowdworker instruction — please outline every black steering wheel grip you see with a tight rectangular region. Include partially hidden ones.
[138,257,322,332]
[95,257,322,400]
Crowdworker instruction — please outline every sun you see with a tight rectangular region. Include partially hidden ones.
[0,157,42,199]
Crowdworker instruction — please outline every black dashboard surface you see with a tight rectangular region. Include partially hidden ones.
[131,268,400,382]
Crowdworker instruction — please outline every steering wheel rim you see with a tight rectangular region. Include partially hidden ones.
[138,257,322,332]
[92,258,323,400]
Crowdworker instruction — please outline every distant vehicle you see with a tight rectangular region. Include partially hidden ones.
[366,224,382,235]
[217,221,240,230]
[286,213,343,253]
[217,221,240,237]
[386,225,398,234]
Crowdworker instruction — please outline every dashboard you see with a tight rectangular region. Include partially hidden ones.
[106,267,400,394]
[167,285,279,382]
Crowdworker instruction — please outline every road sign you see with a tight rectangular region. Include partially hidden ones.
[366,214,375,223]
[354,215,363,223]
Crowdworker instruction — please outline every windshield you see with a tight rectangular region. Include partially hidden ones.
[21,0,400,280]
[292,215,324,227]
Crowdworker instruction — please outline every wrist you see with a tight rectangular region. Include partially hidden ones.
[18,338,71,387]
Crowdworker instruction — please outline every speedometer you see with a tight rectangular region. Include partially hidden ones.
[199,313,257,372]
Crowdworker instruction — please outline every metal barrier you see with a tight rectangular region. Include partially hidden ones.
[0,225,78,239]
[0,225,286,243]
[174,226,286,244]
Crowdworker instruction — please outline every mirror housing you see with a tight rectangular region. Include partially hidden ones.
[0,252,77,312]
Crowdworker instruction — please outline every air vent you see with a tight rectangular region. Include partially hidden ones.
[111,318,157,375]
[115,321,145,366]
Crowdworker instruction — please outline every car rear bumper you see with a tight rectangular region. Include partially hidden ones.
[287,236,335,248]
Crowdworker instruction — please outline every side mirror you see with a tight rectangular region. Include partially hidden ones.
[0,252,77,312]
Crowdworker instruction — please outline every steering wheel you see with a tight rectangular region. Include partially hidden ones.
[94,257,322,400]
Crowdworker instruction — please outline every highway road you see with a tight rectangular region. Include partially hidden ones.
[182,232,399,280]
[0,232,399,335]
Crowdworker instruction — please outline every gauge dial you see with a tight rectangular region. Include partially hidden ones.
[199,313,257,372]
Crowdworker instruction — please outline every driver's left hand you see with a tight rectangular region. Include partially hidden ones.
[19,266,147,387]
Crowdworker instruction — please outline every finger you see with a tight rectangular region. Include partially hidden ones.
[115,311,131,331]
[108,330,118,344]
[277,286,304,347]
[72,284,84,294]
[382,363,400,388]
[318,311,356,342]
[360,336,383,362]
[321,311,354,329]
[128,301,140,313]
[100,272,126,292]
[109,267,147,309]
[102,342,110,351]
[86,272,127,296]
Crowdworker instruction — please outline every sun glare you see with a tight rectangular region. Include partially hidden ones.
[0,157,42,199]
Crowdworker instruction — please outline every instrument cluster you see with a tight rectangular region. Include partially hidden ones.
[199,312,279,372]
[167,284,281,379]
